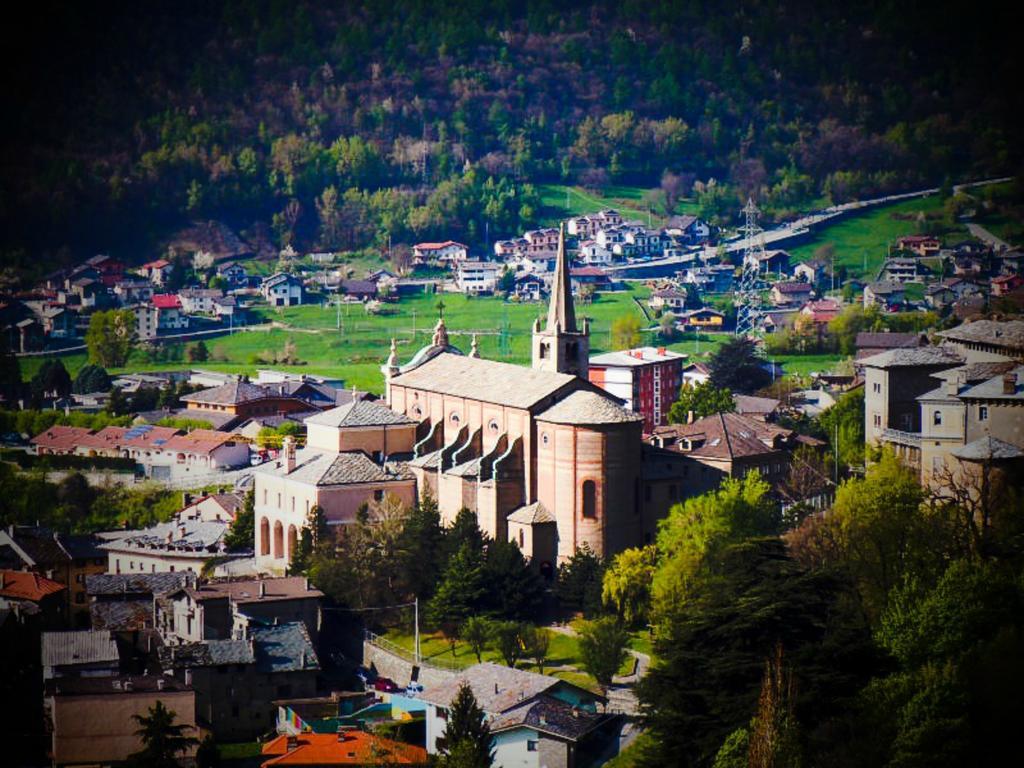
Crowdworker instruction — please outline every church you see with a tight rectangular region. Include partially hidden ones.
[254,226,681,575]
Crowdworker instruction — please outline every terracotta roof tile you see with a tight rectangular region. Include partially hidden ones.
[0,569,66,601]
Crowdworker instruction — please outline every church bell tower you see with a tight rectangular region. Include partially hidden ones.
[532,224,589,377]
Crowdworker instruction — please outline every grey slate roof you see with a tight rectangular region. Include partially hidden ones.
[951,436,1024,462]
[506,502,556,525]
[255,449,412,486]
[958,366,1024,401]
[160,638,254,669]
[490,695,603,741]
[390,352,577,410]
[251,622,320,672]
[181,380,268,405]
[90,600,153,632]
[420,662,562,713]
[536,390,642,425]
[100,519,229,555]
[42,630,119,668]
[304,400,415,428]
[86,572,195,597]
[937,320,1024,350]
[858,347,962,369]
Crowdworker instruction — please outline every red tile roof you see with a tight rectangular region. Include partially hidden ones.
[162,429,238,455]
[31,426,93,453]
[142,259,171,269]
[261,732,427,765]
[0,569,66,602]
[413,241,465,251]
[152,294,182,309]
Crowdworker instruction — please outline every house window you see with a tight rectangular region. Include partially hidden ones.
[263,489,268,505]
[873,382,880,393]
[291,496,295,512]
[979,406,988,421]
[374,490,384,502]
[873,414,881,427]
[582,480,597,519]
[518,529,525,548]
[541,432,550,446]
[933,410,942,426]
[488,419,500,434]
[527,741,538,752]
[277,493,282,508]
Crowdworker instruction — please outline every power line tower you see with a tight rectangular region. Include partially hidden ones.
[735,198,766,337]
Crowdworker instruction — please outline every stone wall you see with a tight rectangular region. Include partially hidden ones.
[362,640,457,690]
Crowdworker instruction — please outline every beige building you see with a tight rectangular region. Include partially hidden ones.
[46,675,197,767]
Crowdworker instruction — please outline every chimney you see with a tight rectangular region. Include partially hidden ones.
[259,581,266,598]
[157,677,166,691]
[687,410,695,424]
[1003,373,1017,395]
[657,346,666,356]
[0,572,4,590]
[283,436,296,473]
[182,492,193,508]
[571,706,580,719]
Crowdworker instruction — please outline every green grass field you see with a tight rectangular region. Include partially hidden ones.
[787,194,956,279]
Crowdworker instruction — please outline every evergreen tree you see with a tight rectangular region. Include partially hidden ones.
[708,336,771,393]
[428,542,486,636]
[482,538,543,620]
[447,507,486,559]
[223,489,255,552]
[555,545,605,618]
[397,492,446,600]
[441,683,493,767]
[126,700,198,768]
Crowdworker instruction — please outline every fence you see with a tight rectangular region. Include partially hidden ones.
[363,630,466,673]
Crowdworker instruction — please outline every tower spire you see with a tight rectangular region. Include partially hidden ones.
[546,223,576,334]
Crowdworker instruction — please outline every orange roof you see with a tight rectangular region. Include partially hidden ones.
[261,732,427,766]
[413,241,465,251]
[162,429,237,455]
[0,569,66,602]
[31,426,93,452]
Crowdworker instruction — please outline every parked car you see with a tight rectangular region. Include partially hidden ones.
[373,677,400,693]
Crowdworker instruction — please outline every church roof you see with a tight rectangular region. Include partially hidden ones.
[507,501,555,525]
[546,224,576,333]
[389,352,578,410]
[536,390,642,425]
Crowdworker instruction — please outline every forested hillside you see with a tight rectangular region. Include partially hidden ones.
[2,0,1019,275]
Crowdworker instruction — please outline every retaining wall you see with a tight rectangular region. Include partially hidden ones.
[361,640,458,689]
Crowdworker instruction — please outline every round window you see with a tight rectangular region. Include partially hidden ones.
[488,419,500,433]
[541,432,550,445]
[450,412,460,425]
[411,405,422,418]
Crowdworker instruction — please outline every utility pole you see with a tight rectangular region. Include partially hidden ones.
[336,297,341,331]
[414,597,420,665]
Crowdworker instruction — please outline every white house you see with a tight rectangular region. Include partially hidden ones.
[100,516,231,576]
[413,241,468,264]
[578,240,613,266]
[457,261,500,294]
[178,288,223,315]
[261,273,304,306]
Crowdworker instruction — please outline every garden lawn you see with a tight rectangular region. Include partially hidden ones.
[537,184,698,227]
[787,194,962,279]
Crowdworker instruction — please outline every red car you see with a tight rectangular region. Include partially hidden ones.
[373,677,400,693]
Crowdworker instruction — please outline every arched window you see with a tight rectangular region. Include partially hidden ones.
[582,480,597,519]
[518,528,525,548]
[539,343,549,359]
[259,518,270,556]
[450,412,460,425]
[488,419,500,434]
[273,521,284,559]
[287,525,298,562]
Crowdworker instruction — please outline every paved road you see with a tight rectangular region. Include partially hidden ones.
[966,222,1012,252]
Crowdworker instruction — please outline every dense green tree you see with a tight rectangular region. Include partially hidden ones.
[30,359,72,404]
[428,542,486,635]
[482,538,544,620]
[555,545,605,618]
[611,314,643,350]
[223,489,255,552]
[461,616,493,663]
[186,340,209,363]
[440,682,493,767]
[125,700,198,768]
[491,620,527,668]
[72,364,111,394]
[668,381,735,422]
[85,310,136,368]
[578,617,629,693]
[708,337,771,393]
[397,492,446,600]
[602,545,657,627]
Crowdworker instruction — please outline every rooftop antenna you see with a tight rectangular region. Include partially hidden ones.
[735,198,765,337]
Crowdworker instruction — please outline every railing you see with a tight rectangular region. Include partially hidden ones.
[881,428,922,447]
[364,630,467,672]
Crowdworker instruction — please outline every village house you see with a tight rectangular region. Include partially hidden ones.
[676,307,726,329]
[863,280,905,308]
[179,492,245,523]
[664,214,711,244]
[877,257,922,284]
[681,361,712,388]
[513,272,547,302]
[262,273,305,306]
[152,293,190,331]
[588,346,686,432]
[181,379,314,423]
[854,331,929,361]
[494,237,528,260]
[577,239,613,266]
[799,298,842,328]
[178,287,223,315]
[340,279,378,301]
[413,240,469,265]
[925,283,957,308]
[83,254,127,287]
[524,228,560,257]
[570,266,613,293]
[565,209,623,239]
[648,288,689,312]
[456,261,500,294]
[991,273,1024,296]
[159,621,319,740]
[935,318,1024,362]
[421,662,605,765]
[896,235,941,257]
[0,569,67,629]
[770,281,814,307]
[113,279,154,305]
[260,731,427,766]
[85,571,195,634]
[157,576,323,644]
[217,261,249,285]
[140,258,174,285]
[750,249,791,277]
[42,629,120,680]
[46,675,197,768]
[100,515,234,575]
[793,258,830,287]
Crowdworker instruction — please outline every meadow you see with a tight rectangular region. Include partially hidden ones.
[537,183,699,227]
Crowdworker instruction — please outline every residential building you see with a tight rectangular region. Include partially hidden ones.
[750,249,791,277]
[896,235,941,257]
[664,214,711,244]
[877,257,921,283]
[793,258,830,287]
[421,662,604,763]
[101,516,232,575]
[925,283,957,308]
[262,273,305,306]
[157,576,323,644]
[113,279,154,305]
[303,399,418,459]
[570,266,612,293]
[524,228,560,257]
[46,675,197,768]
[676,307,725,329]
[733,394,781,422]
[577,240,613,266]
[457,261,500,294]
[863,281,905,308]
[648,288,689,312]
[936,319,1024,362]
[413,241,469,264]
[588,346,686,431]
[861,347,964,466]
[513,272,546,302]
[799,299,841,328]
[494,238,528,260]
[260,732,427,766]
[181,379,313,423]
[647,412,818,498]
[0,569,66,629]
[83,254,127,287]
[159,621,320,740]
[86,572,195,634]
[178,287,223,315]
[991,274,1024,296]
[152,293,190,331]
[218,261,248,284]
[42,629,120,680]
[854,331,929,361]
[254,438,416,574]
[770,281,814,307]
[140,258,173,285]
[179,492,246,523]
[681,361,711,388]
